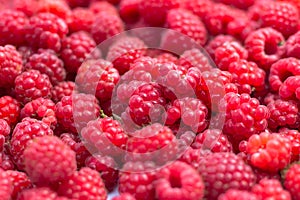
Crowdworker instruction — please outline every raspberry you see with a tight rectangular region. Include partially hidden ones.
[0,96,20,126]
[0,9,28,46]
[36,0,71,21]
[55,93,100,133]
[259,2,299,38]
[0,150,15,171]
[285,31,300,59]
[0,169,12,200]
[191,129,232,152]
[113,193,136,200]
[67,8,94,33]
[107,36,147,75]
[217,0,255,9]
[6,170,32,199]
[12,0,37,17]
[18,187,58,200]
[10,118,54,169]
[267,99,298,130]
[214,41,248,71]
[20,97,56,128]
[178,48,212,72]
[61,31,100,73]
[198,152,256,200]
[179,147,211,170]
[279,76,300,100]
[18,46,35,66]
[58,167,107,200]
[14,69,52,104]
[166,8,207,46]
[119,161,157,200]
[227,18,258,42]
[245,28,285,71]
[25,13,68,52]
[279,129,300,162]
[0,45,23,88]
[218,189,258,200]
[182,0,213,20]
[91,12,124,44]
[89,1,118,15]
[66,0,90,8]
[119,0,141,23]
[155,161,204,200]
[251,167,281,183]
[85,154,119,192]
[155,53,178,64]
[139,0,181,26]
[252,179,291,200]
[0,119,10,138]
[243,132,292,172]
[205,34,236,60]
[23,135,76,185]
[284,163,300,200]
[25,50,66,86]
[51,81,75,103]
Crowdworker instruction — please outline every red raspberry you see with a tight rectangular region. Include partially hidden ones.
[25,13,68,52]
[217,0,255,9]
[227,18,258,42]
[61,31,100,73]
[179,147,211,170]
[279,76,300,100]
[205,34,236,60]
[91,12,124,44]
[178,48,212,72]
[18,46,35,66]
[252,179,291,200]
[67,8,94,33]
[51,81,75,103]
[155,53,178,64]
[107,36,147,75]
[0,148,15,171]
[155,161,204,200]
[0,169,12,200]
[191,129,232,152]
[214,41,248,71]
[23,135,76,185]
[139,0,181,26]
[285,31,300,59]
[14,69,52,104]
[58,167,107,200]
[18,187,58,200]
[36,0,71,21]
[259,2,299,38]
[284,163,300,200]
[119,161,157,200]
[198,152,256,200]
[0,45,23,88]
[0,119,10,138]
[182,0,213,20]
[251,167,281,183]
[245,28,285,71]
[113,193,136,200]
[6,170,32,199]
[89,1,118,15]
[0,96,20,126]
[267,99,298,130]
[243,132,292,172]
[166,8,207,46]
[119,0,141,23]
[0,9,28,46]
[279,129,300,162]
[25,50,66,85]
[20,97,56,128]
[85,154,119,192]
[55,93,100,133]
[12,0,37,17]
[218,189,258,200]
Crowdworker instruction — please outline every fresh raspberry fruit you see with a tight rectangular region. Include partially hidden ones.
[155,52,178,64]
[0,96,20,127]
[218,189,258,200]
[6,170,32,199]
[14,69,52,104]
[191,129,232,152]
[259,2,299,38]
[61,31,100,73]
[267,99,298,130]
[91,12,124,44]
[269,58,300,92]
[0,148,15,171]
[51,81,75,103]
[279,129,300,162]
[113,193,136,200]
[217,0,255,9]
[119,0,141,23]
[284,163,300,200]
[0,9,28,46]
[279,76,300,100]
[36,0,71,21]
[89,1,118,15]
[178,48,212,72]
[219,92,269,142]
[12,0,37,17]
[18,46,35,66]
[20,97,56,128]
[227,18,258,42]
[198,152,256,200]
[55,93,100,133]
[85,154,119,192]
[0,119,10,138]
[242,132,291,172]
[252,179,291,200]
[0,169,12,200]
[18,187,58,200]
[67,8,94,33]
[25,50,66,85]
[166,8,207,46]
[119,161,157,200]
[25,13,68,52]
[179,147,211,170]
[0,45,23,88]
[107,36,147,75]
[23,135,76,185]
[182,0,213,20]
[214,41,248,71]
[155,161,204,200]
[58,167,107,200]
[245,28,285,71]
[139,0,181,26]
[205,34,236,60]
[10,118,54,169]
[285,31,300,59]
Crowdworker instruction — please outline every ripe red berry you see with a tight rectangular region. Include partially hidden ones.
[119,0,141,23]
[0,96,20,126]
[89,1,118,15]
[217,0,255,9]
[6,170,32,199]
[178,48,212,72]
[205,34,236,60]
[279,75,300,100]
[113,193,136,200]
[218,189,258,200]
[284,163,300,200]
[36,0,71,21]
[252,179,291,200]
[18,187,58,200]
[0,169,12,200]
[285,31,300,59]
[182,0,213,20]
[67,8,94,33]
[51,81,75,103]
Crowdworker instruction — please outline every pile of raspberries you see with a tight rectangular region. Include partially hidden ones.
[2,0,300,199]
